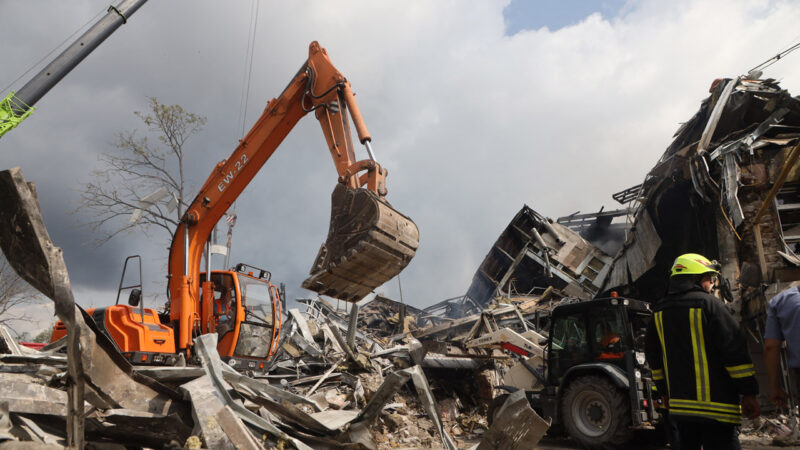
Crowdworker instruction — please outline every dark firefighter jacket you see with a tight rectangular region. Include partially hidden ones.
[645,277,758,425]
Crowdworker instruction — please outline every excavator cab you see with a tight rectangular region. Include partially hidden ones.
[200,264,282,371]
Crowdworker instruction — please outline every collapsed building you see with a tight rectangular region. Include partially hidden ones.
[441,75,799,323]
[601,74,800,423]
[442,75,800,340]
[425,206,615,320]
[413,74,800,446]
[602,76,799,305]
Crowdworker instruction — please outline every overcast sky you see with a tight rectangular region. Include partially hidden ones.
[2,0,800,333]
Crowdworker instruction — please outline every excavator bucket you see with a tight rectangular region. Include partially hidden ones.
[303,183,419,302]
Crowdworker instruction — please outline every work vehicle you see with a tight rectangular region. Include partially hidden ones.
[0,0,148,139]
[491,297,659,448]
[50,41,419,371]
[52,257,285,372]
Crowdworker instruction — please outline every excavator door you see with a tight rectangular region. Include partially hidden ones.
[303,184,419,302]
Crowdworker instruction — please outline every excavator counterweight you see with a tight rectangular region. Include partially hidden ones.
[303,184,419,301]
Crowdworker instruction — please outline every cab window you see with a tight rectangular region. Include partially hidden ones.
[549,312,588,382]
[588,306,625,358]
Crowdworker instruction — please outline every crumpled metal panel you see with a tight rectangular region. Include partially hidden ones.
[477,389,550,450]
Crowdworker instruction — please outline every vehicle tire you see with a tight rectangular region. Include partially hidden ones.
[561,375,632,449]
[487,394,509,427]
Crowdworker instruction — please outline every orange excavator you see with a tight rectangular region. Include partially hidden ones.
[51,41,419,371]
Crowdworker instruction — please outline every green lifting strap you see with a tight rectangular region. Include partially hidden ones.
[0,92,35,138]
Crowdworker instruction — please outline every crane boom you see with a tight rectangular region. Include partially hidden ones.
[0,0,148,138]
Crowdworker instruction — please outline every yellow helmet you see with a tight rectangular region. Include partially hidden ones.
[670,253,721,277]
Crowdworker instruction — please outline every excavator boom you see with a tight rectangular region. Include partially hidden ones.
[168,41,419,352]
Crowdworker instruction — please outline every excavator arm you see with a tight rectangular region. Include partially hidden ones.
[168,42,419,352]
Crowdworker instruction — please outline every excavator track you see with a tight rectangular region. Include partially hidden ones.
[303,183,419,302]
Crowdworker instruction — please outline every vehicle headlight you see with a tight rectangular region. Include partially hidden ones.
[636,352,646,365]
[635,369,642,380]
[229,358,237,367]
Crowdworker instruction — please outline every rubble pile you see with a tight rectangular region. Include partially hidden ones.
[0,293,555,449]
[742,414,800,447]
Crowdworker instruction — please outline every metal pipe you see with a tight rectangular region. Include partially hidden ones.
[540,218,566,246]
[364,140,376,161]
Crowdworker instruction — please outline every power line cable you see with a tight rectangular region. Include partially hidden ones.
[749,39,800,74]
[237,0,260,139]
[1,7,106,94]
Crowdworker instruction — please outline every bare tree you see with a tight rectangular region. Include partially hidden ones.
[0,255,45,333]
[78,97,207,245]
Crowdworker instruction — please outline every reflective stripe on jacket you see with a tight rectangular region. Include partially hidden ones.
[645,282,758,425]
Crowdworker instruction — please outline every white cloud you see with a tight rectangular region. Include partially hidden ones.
[1,0,799,312]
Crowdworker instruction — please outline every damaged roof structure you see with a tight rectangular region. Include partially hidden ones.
[600,75,800,321]
[451,74,800,331]
[405,74,800,448]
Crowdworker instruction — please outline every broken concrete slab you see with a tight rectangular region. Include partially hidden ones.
[181,375,240,450]
[133,366,204,383]
[9,415,62,446]
[309,410,360,431]
[289,308,317,344]
[0,380,72,416]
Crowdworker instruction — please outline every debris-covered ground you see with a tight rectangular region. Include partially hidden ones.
[1,293,799,449]
[0,293,546,449]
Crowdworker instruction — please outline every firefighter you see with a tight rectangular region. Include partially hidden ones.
[646,253,760,450]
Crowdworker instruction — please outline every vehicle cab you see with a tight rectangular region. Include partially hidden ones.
[200,263,283,372]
